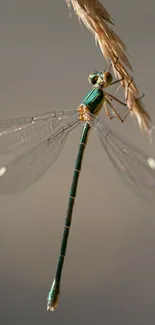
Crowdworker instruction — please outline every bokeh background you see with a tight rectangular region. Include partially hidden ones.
[0,1,155,324]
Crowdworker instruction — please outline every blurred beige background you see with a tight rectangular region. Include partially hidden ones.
[0,1,155,324]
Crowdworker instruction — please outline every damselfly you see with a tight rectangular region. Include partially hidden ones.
[0,71,155,311]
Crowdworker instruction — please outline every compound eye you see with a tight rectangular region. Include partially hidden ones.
[88,73,99,85]
[103,72,113,85]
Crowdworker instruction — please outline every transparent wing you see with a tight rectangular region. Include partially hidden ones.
[92,118,155,203]
[0,118,80,193]
[0,109,77,154]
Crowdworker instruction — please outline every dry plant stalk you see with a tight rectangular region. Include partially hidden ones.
[66,0,151,133]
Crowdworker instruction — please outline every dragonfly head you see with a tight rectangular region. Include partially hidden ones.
[88,71,113,88]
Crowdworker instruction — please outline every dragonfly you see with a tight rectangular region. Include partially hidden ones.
[0,71,155,311]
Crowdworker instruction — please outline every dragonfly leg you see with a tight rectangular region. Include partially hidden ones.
[107,77,124,88]
[104,91,126,107]
[135,93,145,102]
[125,77,134,102]
[105,98,129,123]
[115,93,145,123]
[119,109,131,122]
[103,102,114,120]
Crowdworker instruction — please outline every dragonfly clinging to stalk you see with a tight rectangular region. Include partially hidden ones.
[66,0,151,133]
[0,71,155,310]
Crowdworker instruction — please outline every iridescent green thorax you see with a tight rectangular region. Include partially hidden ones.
[81,87,105,116]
